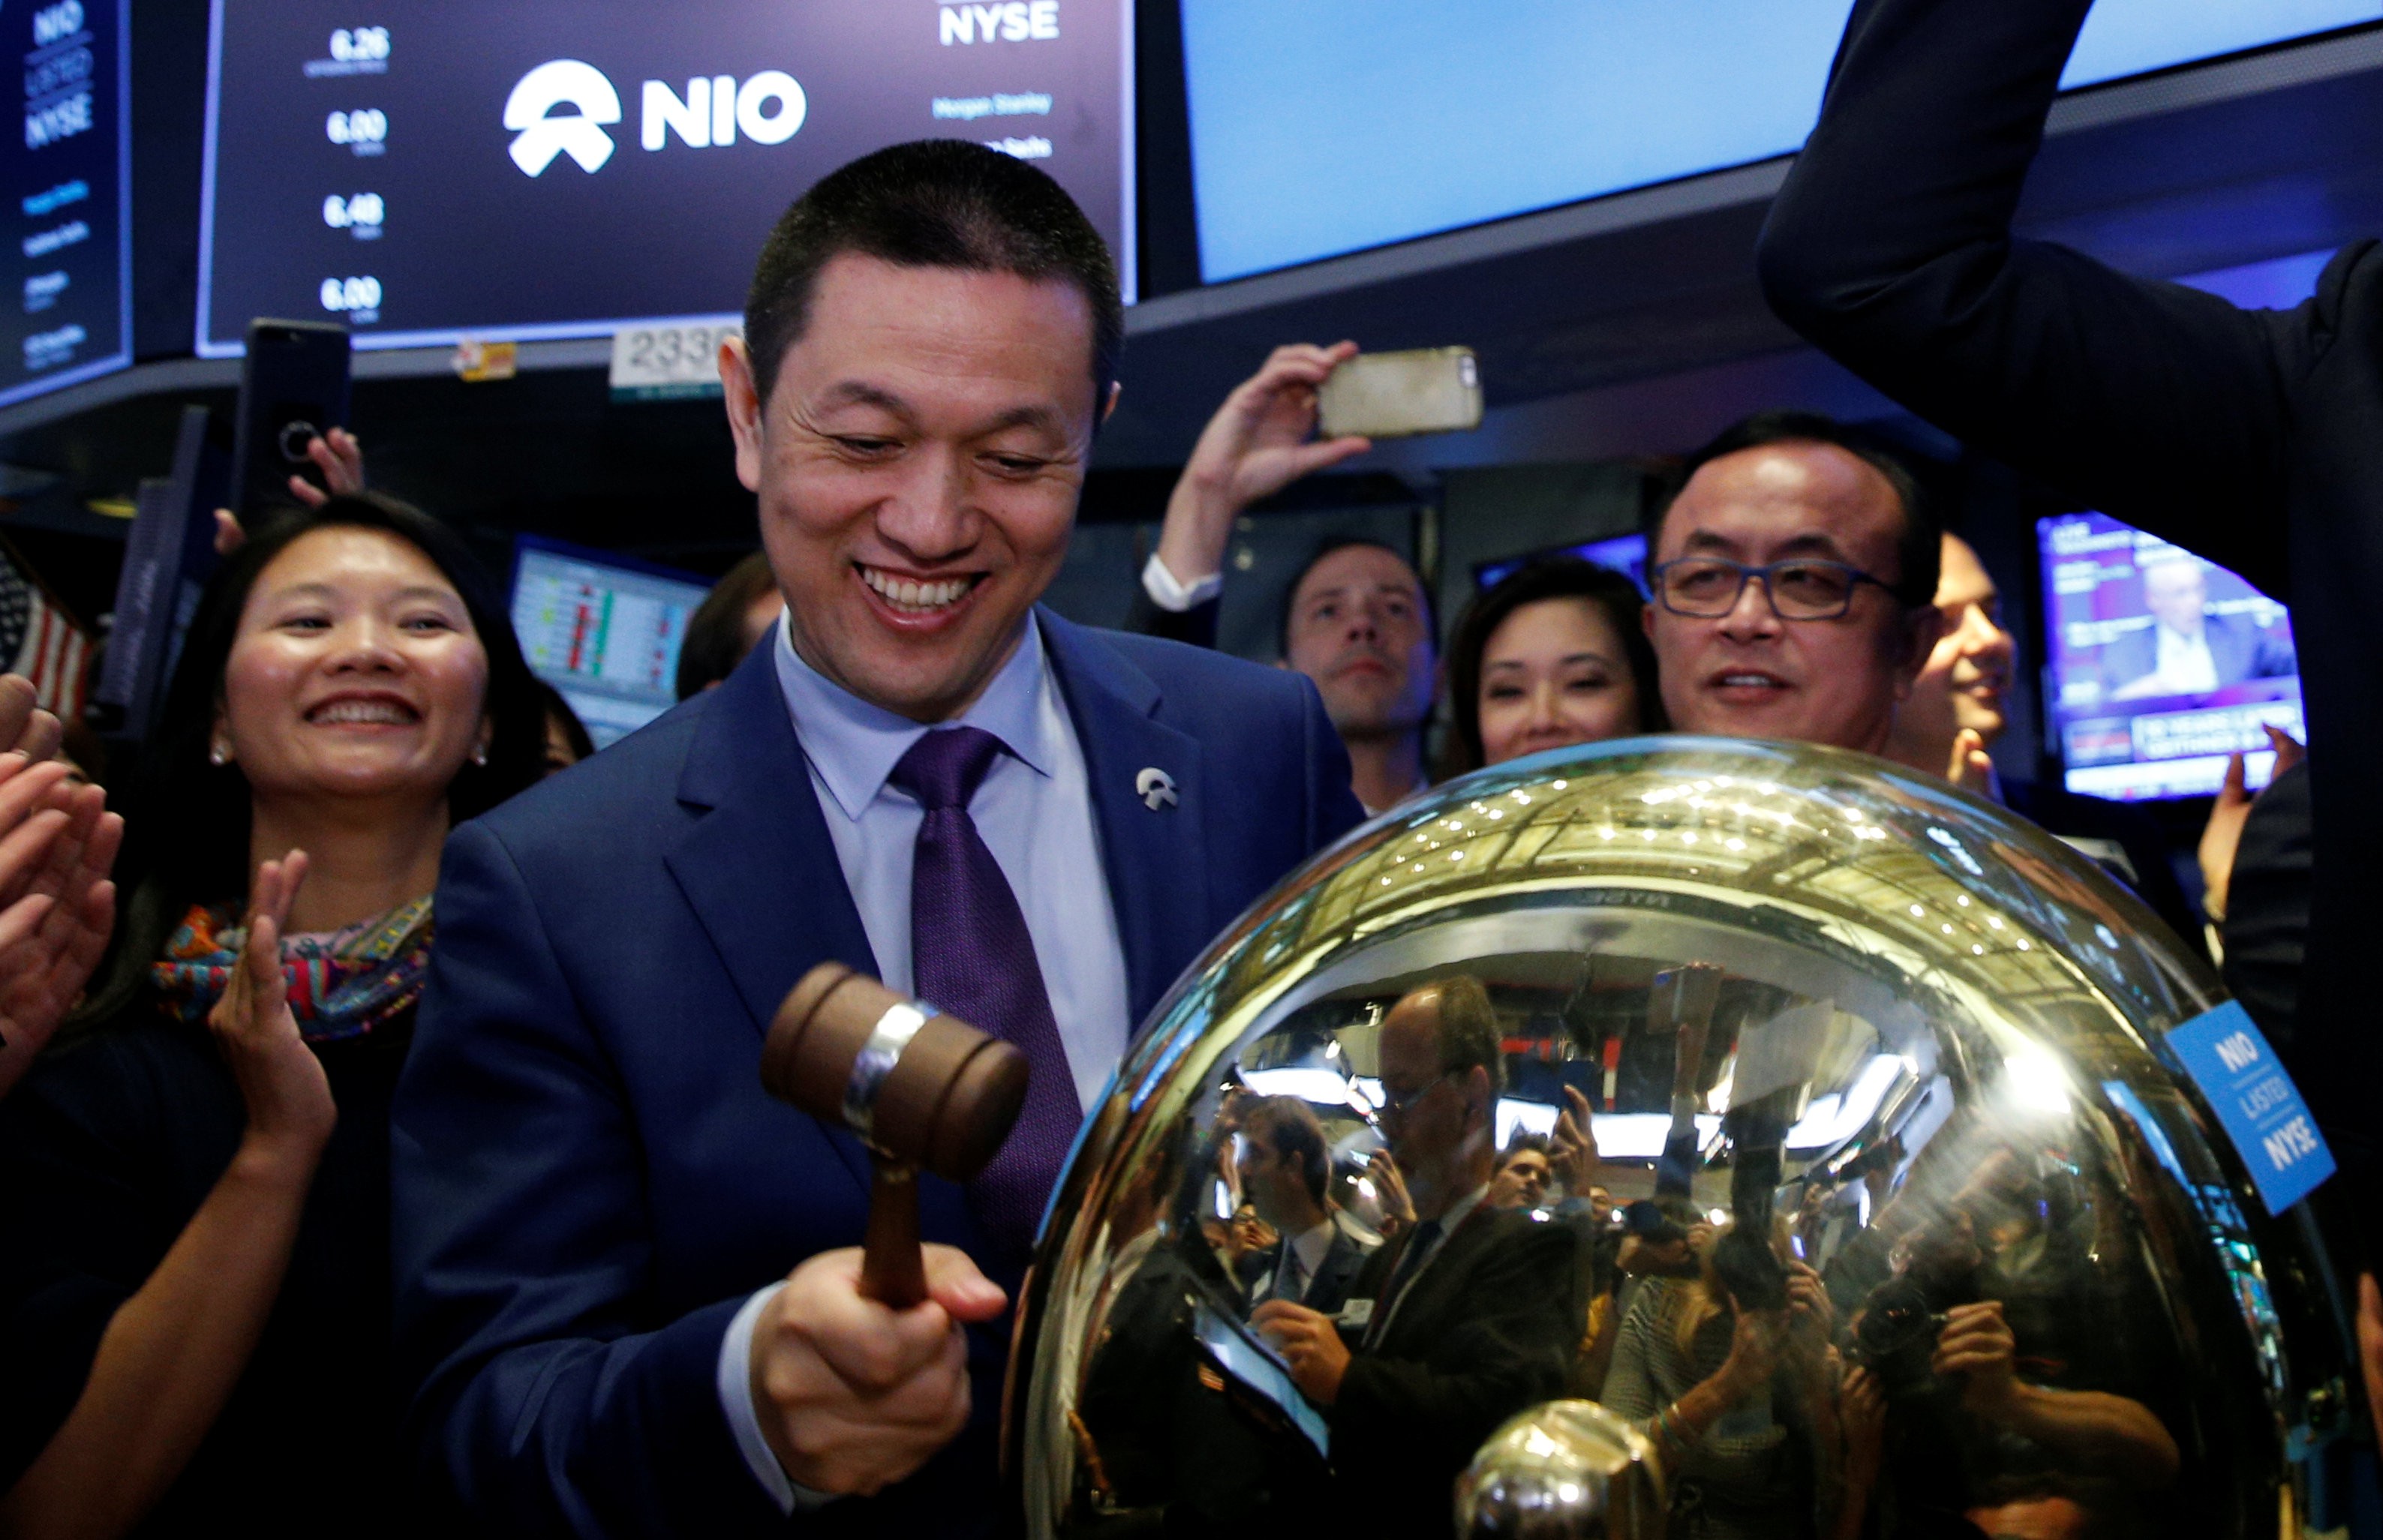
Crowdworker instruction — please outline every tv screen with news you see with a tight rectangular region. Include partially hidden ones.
[2038,512,2301,801]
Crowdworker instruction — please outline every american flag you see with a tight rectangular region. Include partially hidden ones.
[0,539,90,722]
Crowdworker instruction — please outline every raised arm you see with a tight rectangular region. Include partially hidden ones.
[1757,0,2326,594]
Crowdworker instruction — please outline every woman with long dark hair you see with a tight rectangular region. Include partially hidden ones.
[0,494,543,1538]
[1442,557,1664,778]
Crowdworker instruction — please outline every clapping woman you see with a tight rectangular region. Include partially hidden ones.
[0,494,542,1538]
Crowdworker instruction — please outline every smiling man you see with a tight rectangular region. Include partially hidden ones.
[391,143,1362,1536]
[1883,532,2014,782]
[1643,411,1943,755]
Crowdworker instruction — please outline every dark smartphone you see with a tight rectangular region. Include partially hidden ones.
[230,319,352,518]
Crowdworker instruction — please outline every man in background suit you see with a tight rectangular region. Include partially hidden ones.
[1233,1095,1376,1317]
[390,142,1362,1535]
[2100,553,2295,701]
[1252,977,1576,1538]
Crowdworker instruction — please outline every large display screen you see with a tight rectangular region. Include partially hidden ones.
[1183,0,2383,282]
[2039,512,2303,802]
[509,537,708,750]
[0,0,129,407]
[197,1,1133,356]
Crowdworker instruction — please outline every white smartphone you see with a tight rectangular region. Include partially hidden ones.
[1316,347,1483,440]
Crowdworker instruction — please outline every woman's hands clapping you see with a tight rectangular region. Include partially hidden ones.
[0,727,122,1097]
[209,852,335,1162]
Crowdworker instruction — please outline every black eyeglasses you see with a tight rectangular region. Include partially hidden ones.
[1375,1069,1462,1118]
[1652,557,1896,620]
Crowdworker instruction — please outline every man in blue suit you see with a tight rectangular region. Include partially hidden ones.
[390,142,1363,1535]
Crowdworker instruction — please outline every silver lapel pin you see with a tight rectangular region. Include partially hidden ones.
[1135,767,1178,811]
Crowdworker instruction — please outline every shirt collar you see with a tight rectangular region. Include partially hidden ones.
[1288,1215,1339,1276]
[1427,1182,1495,1241]
[772,610,1059,822]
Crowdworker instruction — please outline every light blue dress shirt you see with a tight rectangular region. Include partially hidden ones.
[717,611,1131,1511]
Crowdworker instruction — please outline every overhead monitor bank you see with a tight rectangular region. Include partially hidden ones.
[0,0,130,407]
[1183,0,2383,282]
[195,0,1133,356]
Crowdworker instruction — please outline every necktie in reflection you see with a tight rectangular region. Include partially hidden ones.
[891,725,1080,1271]
[1366,1217,1442,1347]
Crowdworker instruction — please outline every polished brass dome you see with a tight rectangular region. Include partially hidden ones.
[1011,738,2351,1539]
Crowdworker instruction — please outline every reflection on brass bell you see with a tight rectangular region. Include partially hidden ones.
[1453,1400,1664,1538]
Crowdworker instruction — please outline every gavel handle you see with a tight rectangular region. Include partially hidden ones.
[858,1154,927,1308]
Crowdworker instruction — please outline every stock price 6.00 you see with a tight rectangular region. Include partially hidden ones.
[325,108,386,146]
[319,275,381,314]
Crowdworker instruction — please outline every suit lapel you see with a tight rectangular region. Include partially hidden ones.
[663,644,880,1041]
[1376,1211,1501,1355]
[1037,610,1212,1026]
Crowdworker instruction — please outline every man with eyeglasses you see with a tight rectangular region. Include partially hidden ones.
[1251,975,1576,1536]
[1642,410,1944,755]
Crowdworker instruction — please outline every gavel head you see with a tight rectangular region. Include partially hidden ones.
[760,962,1030,1181]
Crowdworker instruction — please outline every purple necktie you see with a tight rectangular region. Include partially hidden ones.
[889,725,1080,1271]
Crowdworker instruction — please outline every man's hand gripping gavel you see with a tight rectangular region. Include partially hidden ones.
[749,963,1031,1497]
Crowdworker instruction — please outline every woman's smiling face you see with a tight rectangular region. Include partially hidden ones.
[217,526,491,807]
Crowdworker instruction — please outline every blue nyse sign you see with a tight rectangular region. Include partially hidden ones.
[2165,1001,2333,1215]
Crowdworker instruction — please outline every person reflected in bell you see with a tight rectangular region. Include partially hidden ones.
[1488,1130,1554,1211]
[1602,1221,1842,1540]
[1234,1095,1378,1316]
[1848,1183,2180,1537]
[1250,975,1578,1537]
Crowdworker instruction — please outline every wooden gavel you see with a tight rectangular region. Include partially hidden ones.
[760,963,1030,1307]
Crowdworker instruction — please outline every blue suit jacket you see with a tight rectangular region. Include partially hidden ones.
[389,611,1363,1536]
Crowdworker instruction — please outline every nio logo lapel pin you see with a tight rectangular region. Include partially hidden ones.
[1135,767,1178,812]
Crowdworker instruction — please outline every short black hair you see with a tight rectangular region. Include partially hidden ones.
[1277,537,1435,659]
[1245,1095,1331,1206]
[1443,556,1664,775]
[744,140,1123,413]
[1652,410,1941,608]
[675,551,780,700]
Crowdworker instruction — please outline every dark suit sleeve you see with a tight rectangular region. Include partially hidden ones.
[392,821,786,1537]
[1330,1222,1576,1479]
[1756,0,2334,598]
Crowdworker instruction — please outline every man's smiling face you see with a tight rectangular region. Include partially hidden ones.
[1645,439,1936,753]
[723,252,1101,723]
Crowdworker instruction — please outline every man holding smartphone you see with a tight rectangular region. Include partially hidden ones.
[1134,344,1444,814]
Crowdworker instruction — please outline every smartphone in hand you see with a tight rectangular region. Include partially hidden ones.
[1317,346,1482,440]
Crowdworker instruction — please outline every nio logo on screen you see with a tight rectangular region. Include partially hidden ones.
[506,61,807,177]
[505,60,620,176]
